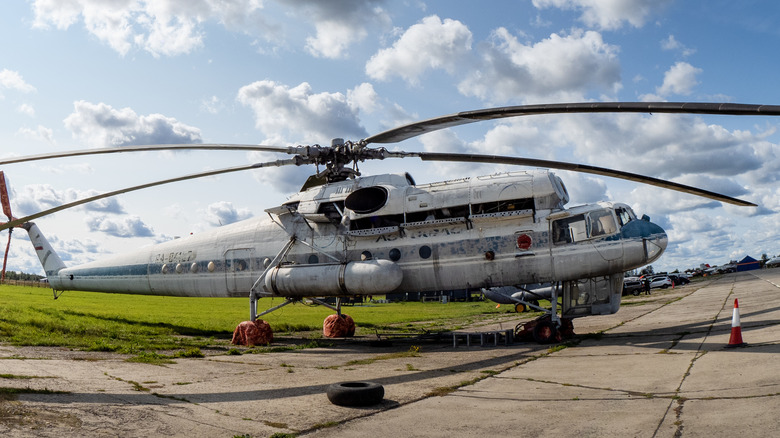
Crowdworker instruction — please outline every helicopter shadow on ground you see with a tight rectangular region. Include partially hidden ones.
[20,314,780,408]
[25,346,540,406]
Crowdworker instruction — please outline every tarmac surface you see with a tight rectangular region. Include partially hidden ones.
[2,270,780,437]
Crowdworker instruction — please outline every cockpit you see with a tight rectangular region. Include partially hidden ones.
[551,204,636,245]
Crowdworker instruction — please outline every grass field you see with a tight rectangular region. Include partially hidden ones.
[0,285,522,358]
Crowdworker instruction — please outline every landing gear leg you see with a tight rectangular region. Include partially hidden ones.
[249,288,258,322]
[515,283,576,344]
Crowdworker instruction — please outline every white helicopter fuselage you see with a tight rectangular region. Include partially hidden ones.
[26,170,667,310]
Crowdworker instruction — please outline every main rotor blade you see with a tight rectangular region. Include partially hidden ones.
[364,102,780,144]
[401,151,756,207]
[0,144,291,166]
[0,157,304,232]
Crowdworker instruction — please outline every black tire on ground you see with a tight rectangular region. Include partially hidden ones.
[532,319,558,344]
[327,381,385,407]
[633,290,641,296]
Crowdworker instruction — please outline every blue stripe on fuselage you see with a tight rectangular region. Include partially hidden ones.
[62,264,150,277]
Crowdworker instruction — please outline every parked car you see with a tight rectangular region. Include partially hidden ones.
[649,275,673,289]
[623,278,644,296]
[668,274,690,286]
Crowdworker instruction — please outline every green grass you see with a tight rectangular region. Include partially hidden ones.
[0,284,511,355]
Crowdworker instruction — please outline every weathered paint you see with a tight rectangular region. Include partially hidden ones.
[25,171,667,313]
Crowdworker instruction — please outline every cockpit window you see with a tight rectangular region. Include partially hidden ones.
[589,209,617,237]
[615,207,633,227]
[553,209,618,244]
[553,214,587,244]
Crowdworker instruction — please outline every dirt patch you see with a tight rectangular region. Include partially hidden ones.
[1,393,82,431]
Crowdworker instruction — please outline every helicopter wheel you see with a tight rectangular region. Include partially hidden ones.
[514,303,527,313]
[532,319,558,344]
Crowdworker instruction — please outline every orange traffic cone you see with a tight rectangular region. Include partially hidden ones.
[726,298,747,348]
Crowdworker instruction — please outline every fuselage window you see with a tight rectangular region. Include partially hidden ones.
[553,214,587,244]
[588,209,617,237]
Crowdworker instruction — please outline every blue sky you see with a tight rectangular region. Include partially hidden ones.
[2,0,780,275]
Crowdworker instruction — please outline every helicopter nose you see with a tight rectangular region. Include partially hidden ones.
[643,221,668,263]
[621,216,668,264]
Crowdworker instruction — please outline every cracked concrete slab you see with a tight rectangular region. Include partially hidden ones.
[308,271,780,438]
[2,270,779,437]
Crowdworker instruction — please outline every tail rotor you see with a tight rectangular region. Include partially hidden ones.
[0,171,16,283]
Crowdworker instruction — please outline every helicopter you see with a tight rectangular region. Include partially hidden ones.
[0,102,775,343]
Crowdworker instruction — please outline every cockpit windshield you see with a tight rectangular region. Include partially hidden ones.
[552,207,620,244]
[615,206,634,227]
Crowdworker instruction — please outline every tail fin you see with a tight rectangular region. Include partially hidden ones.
[22,222,67,277]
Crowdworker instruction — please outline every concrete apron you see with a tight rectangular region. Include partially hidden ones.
[310,270,780,438]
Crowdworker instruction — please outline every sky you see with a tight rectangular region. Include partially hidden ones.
[2,0,780,276]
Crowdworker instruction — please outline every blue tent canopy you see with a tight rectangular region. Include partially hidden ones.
[737,256,760,272]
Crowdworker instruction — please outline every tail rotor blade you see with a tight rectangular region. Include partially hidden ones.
[0,171,12,220]
[1,172,13,282]
[1,227,10,283]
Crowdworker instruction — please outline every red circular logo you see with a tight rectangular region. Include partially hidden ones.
[517,234,532,250]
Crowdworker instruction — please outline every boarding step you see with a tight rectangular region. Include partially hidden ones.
[452,329,514,347]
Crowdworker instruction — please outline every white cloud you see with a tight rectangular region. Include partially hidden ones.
[0,69,36,95]
[458,28,620,103]
[237,80,373,193]
[204,201,253,226]
[85,215,154,238]
[17,125,55,144]
[13,184,126,218]
[656,62,702,97]
[532,0,671,30]
[31,0,266,57]
[546,113,766,182]
[411,108,774,216]
[4,230,108,274]
[283,0,390,59]
[200,95,222,114]
[662,210,741,266]
[237,80,368,144]
[64,100,202,147]
[17,103,36,117]
[661,35,695,57]
[30,0,387,58]
[366,15,473,84]
[557,172,609,204]
[347,83,380,114]
[306,20,364,59]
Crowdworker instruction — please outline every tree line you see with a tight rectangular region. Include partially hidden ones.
[2,271,45,281]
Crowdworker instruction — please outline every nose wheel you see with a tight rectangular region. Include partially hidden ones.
[532,319,558,344]
[515,316,575,344]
